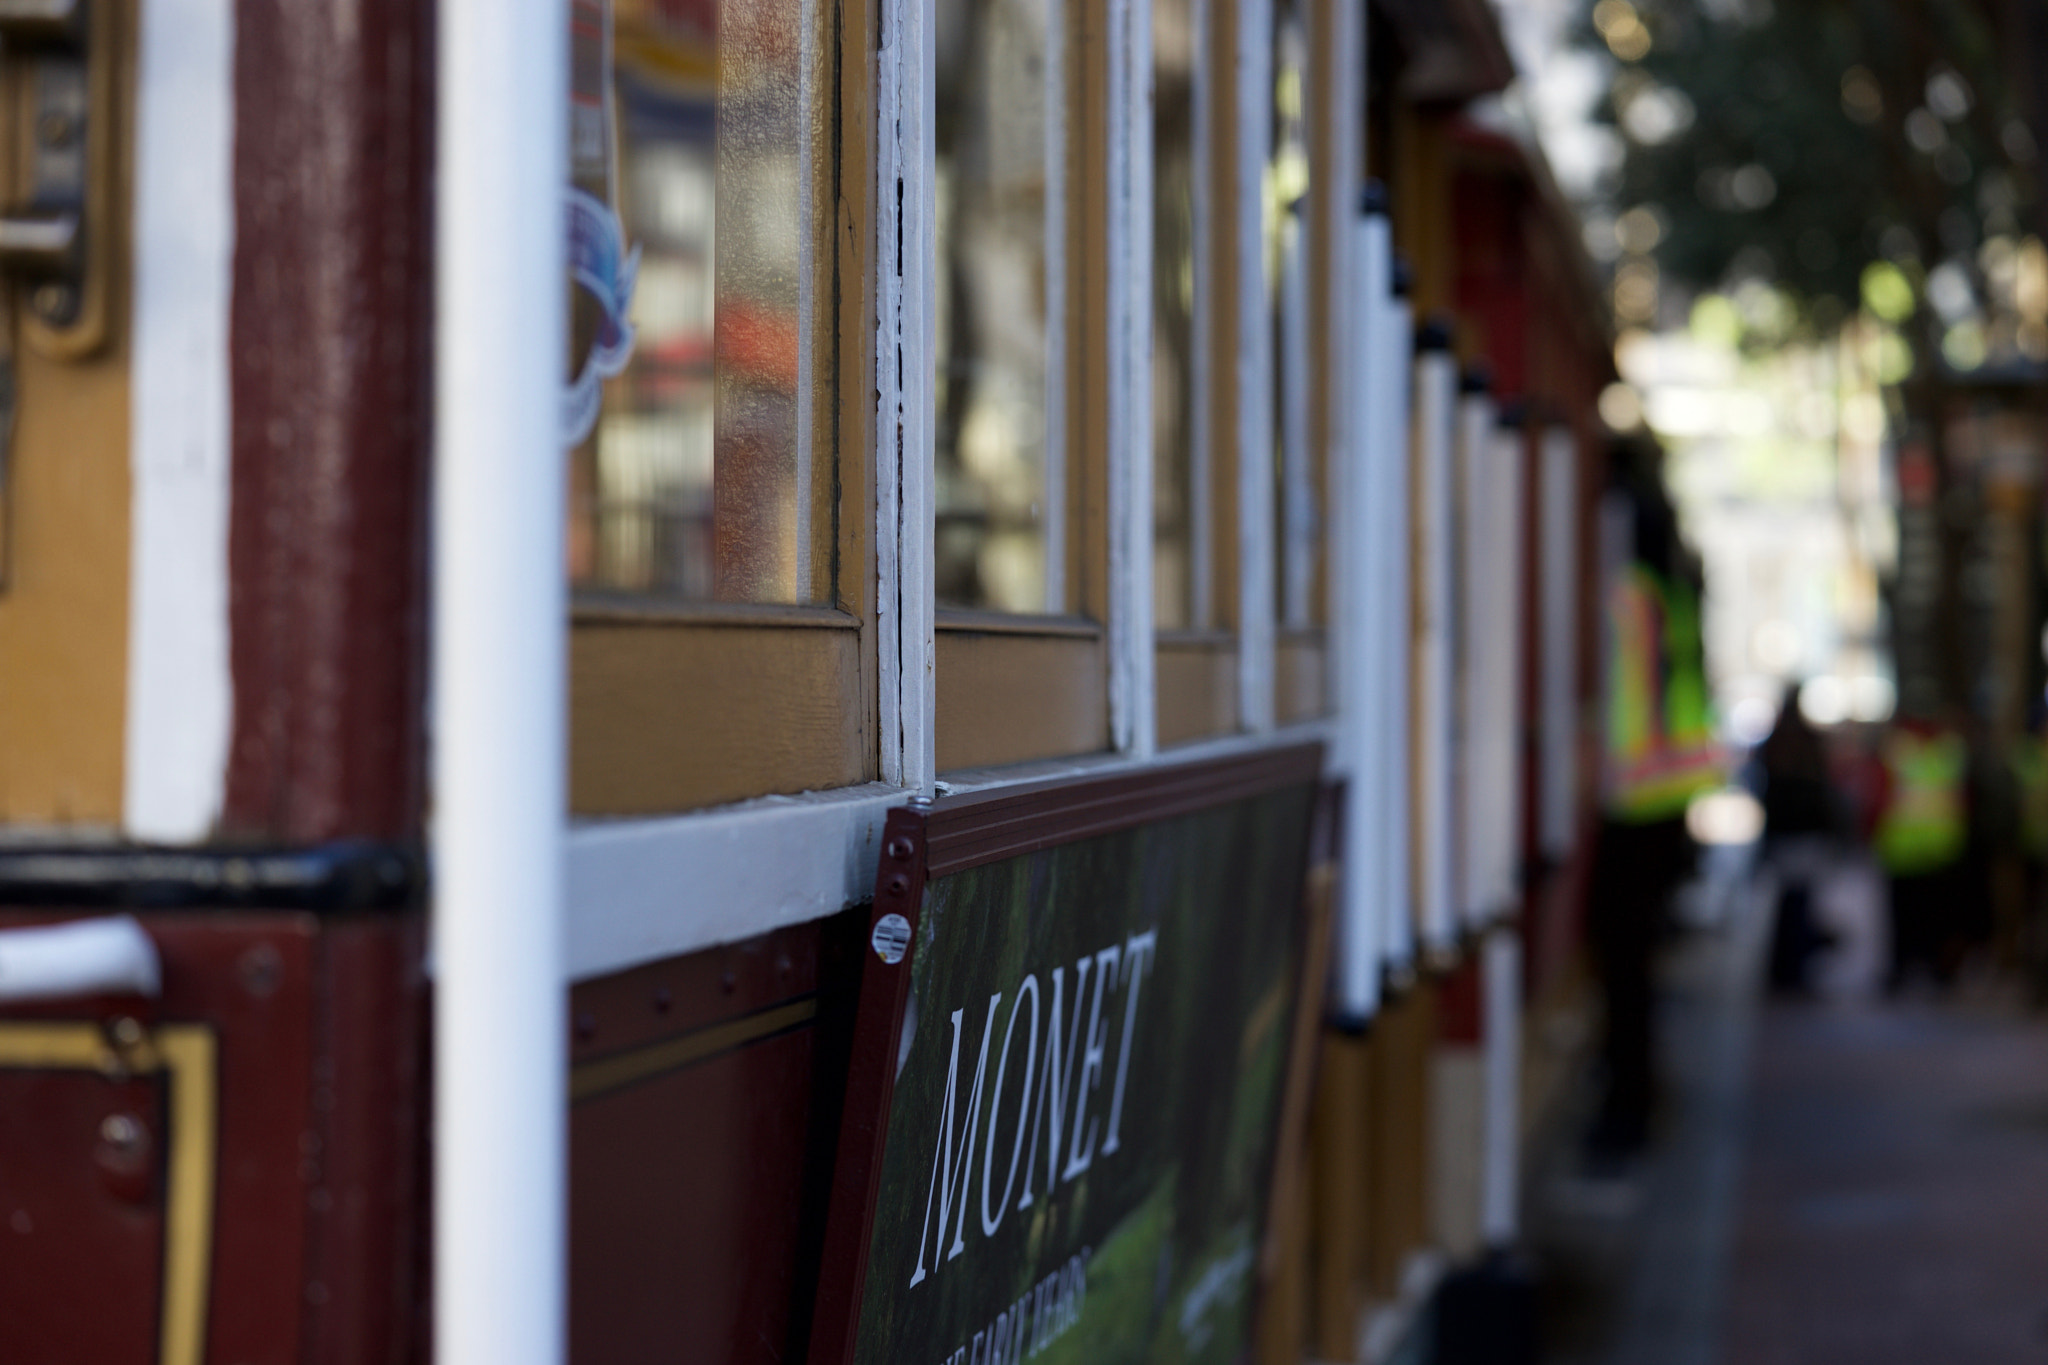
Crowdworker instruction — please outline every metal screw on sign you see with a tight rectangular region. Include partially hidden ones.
[871,914,912,966]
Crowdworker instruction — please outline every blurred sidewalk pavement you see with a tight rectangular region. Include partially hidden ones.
[1531,847,2048,1364]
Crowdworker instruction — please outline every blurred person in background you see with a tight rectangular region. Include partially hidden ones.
[1873,715,1970,992]
[1758,682,1842,994]
[2005,704,2048,1002]
[1588,469,1717,1161]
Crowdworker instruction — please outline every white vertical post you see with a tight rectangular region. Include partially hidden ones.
[1378,288,1415,974]
[1112,0,1158,758]
[1481,927,1523,1246]
[1456,386,1495,930]
[434,1,568,1363]
[1415,339,1457,956]
[877,0,936,793]
[1493,420,1528,914]
[1335,207,1390,1023]
[126,0,236,845]
[1235,0,1275,733]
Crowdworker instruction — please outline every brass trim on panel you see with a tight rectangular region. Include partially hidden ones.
[0,1020,217,1365]
[934,609,1103,639]
[571,598,862,631]
[569,996,818,1104]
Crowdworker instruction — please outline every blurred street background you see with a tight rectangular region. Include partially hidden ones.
[1490,2,2048,1359]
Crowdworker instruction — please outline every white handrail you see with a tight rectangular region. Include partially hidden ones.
[434,0,568,1362]
[0,916,160,1003]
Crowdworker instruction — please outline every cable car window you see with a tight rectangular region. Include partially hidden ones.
[563,0,869,819]
[567,0,824,604]
[934,0,1063,615]
[1152,0,1200,632]
[1268,0,1313,630]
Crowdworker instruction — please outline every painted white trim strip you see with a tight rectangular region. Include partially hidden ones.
[125,0,236,845]
[568,784,900,981]
[566,723,1339,979]
[433,0,566,1360]
[0,915,160,1003]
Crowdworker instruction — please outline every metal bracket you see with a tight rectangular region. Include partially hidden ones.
[0,0,114,356]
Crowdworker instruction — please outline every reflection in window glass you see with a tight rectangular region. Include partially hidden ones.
[934,0,1059,614]
[1153,0,1200,631]
[1269,0,1315,628]
[567,0,818,603]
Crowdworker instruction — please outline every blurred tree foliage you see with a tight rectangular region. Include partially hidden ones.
[1599,0,2039,328]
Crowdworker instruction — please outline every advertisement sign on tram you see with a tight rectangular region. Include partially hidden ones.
[811,750,1324,1365]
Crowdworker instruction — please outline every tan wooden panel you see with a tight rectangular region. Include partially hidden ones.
[0,340,132,826]
[0,22,136,825]
[1309,1029,1372,1358]
[934,630,1106,774]
[1156,633,1238,747]
[1364,1001,1403,1297]
[571,620,869,816]
[1274,630,1327,725]
[1395,981,1438,1268]
[1365,982,1438,1298]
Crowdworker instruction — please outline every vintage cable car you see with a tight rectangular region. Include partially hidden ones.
[0,0,1616,1362]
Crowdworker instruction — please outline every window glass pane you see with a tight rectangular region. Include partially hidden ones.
[567,0,819,603]
[934,0,1058,614]
[1268,0,1315,627]
[1152,0,1199,631]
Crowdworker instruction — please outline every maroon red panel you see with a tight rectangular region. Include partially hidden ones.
[568,921,836,1365]
[224,0,435,842]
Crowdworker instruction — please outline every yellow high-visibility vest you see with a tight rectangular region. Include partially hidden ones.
[2008,735,2048,860]
[1604,565,1720,823]
[1874,729,1966,876]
